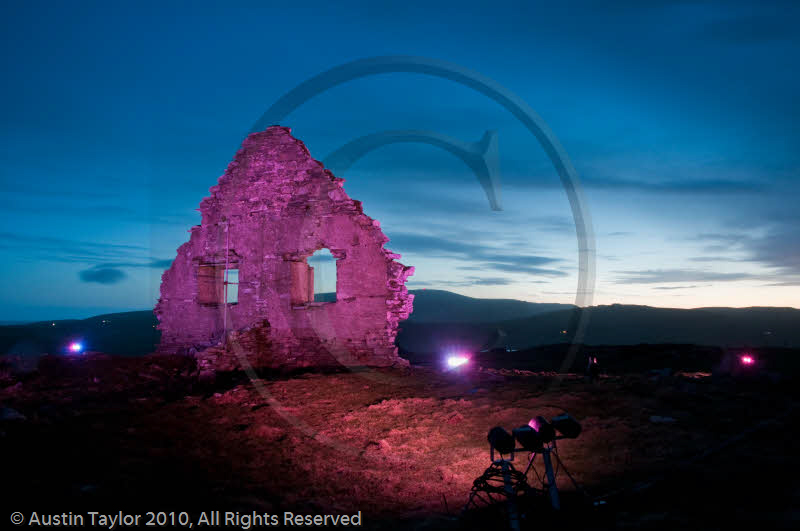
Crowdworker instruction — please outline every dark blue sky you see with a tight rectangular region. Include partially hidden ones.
[1,0,798,320]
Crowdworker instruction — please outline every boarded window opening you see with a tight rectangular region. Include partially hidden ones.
[198,263,239,305]
[198,264,224,305]
[289,261,313,305]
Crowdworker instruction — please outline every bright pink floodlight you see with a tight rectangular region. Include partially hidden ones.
[740,355,755,366]
[68,342,83,353]
[446,355,470,369]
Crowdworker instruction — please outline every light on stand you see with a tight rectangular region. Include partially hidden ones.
[528,415,555,443]
[68,342,83,353]
[551,413,582,439]
[465,411,585,524]
[487,426,516,456]
[512,425,544,452]
[445,355,470,369]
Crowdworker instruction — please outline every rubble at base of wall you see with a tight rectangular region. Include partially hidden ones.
[192,320,409,375]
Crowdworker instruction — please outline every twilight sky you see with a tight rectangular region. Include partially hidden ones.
[1,0,799,321]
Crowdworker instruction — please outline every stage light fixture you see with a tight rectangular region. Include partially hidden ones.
[68,341,84,353]
[512,425,543,452]
[446,354,470,369]
[528,415,555,443]
[550,413,582,439]
[487,426,516,455]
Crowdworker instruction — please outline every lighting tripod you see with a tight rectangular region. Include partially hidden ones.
[520,439,584,510]
[463,414,586,529]
[463,446,532,531]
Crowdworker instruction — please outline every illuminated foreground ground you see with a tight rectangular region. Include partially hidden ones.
[2,354,799,529]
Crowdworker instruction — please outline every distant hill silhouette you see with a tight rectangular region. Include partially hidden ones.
[311,290,572,322]
[2,291,799,356]
[1,311,160,357]
[397,303,800,353]
[403,289,574,322]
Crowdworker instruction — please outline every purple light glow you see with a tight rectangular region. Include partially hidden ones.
[68,342,83,353]
[446,355,470,369]
[740,355,755,366]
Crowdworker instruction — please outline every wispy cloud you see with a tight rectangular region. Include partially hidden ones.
[688,256,743,263]
[0,233,173,276]
[0,198,197,226]
[504,175,766,195]
[481,262,567,276]
[0,232,148,264]
[385,231,567,277]
[79,267,127,284]
[409,276,514,287]
[584,176,764,194]
[652,284,708,290]
[77,259,172,285]
[744,228,800,275]
[149,259,174,269]
[616,269,758,284]
[94,259,174,269]
[761,280,800,287]
[690,221,800,277]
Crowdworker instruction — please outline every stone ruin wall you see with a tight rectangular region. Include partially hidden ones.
[154,126,414,371]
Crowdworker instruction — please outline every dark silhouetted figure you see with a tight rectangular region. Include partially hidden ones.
[585,355,599,383]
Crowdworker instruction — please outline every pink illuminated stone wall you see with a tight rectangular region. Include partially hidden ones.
[154,126,414,369]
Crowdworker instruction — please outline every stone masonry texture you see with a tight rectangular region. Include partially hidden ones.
[154,126,414,371]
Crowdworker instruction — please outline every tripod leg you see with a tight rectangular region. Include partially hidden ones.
[552,449,588,497]
[542,449,561,510]
[501,461,522,531]
[522,451,537,476]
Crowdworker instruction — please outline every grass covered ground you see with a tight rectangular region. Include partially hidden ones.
[2,353,798,529]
